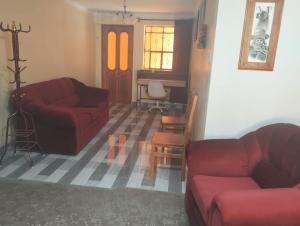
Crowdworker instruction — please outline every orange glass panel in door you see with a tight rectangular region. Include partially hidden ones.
[119,32,129,71]
[107,32,116,70]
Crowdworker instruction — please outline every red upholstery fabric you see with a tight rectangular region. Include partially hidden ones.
[240,132,263,173]
[185,123,300,226]
[191,175,259,222]
[186,139,253,178]
[252,160,296,188]
[185,188,207,226]
[211,188,300,226]
[19,77,109,155]
[255,124,300,161]
[52,95,80,107]
[76,86,109,107]
[281,133,300,182]
[252,124,300,188]
[209,209,223,226]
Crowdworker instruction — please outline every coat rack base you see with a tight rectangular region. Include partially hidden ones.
[0,111,44,167]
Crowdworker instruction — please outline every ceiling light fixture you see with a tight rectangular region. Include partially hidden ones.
[116,0,136,24]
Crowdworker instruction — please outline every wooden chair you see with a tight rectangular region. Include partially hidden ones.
[161,92,193,131]
[150,95,198,181]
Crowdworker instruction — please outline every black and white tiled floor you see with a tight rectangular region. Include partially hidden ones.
[0,104,186,193]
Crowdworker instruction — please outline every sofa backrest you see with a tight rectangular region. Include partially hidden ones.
[252,123,300,188]
[21,77,80,107]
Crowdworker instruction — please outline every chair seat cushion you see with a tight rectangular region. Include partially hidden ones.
[152,132,185,146]
[191,175,260,223]
[161,115,186,125]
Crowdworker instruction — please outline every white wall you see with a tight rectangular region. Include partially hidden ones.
[204,0,300,139]
[0,35,12,147]
[63,1,96,85]
[189,0,219,140]
[0,0,95,147]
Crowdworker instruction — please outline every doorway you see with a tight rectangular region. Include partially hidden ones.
[102,25,134,105]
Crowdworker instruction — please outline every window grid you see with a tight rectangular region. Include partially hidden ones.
[144,26,174,70]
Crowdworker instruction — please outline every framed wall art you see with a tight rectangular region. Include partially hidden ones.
[238,0,284,71]
[194,0,207,44]
[194,8,201,41]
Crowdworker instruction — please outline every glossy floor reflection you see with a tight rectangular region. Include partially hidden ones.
[0,104,186,193]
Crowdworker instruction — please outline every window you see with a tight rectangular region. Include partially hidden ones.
[144,26,175,70]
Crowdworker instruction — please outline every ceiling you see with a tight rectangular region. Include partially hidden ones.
[69,0,198,14]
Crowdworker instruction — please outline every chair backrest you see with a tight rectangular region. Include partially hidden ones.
[185,91,196,118]
[147,80,166,98]
[184,95,198,144]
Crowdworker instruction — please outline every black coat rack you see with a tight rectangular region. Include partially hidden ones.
[0,21,43,166]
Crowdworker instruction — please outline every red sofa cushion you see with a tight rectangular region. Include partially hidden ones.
[255,124,300,160]
[71,108,95,131]
[281,133,300,182]
[252,160,296,188]
[52,94,80,107]
[187,140,251,178]
[71,107,107,132]
[19,77,109,155]
[191,175,260,223]
[253,124,300,188]
[22,78,79,106]
[212,188,300,226]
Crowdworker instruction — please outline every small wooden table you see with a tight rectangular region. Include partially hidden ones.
[150,131,186,181]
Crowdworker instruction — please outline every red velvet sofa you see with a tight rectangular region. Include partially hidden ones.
[20,77,109,155]
[185,123,300,226]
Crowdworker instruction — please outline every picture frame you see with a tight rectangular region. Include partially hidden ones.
[238,0,284,71]
[194,0,206,42]
[194,8,201,41]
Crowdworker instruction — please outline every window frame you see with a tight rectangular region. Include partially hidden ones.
[143,26,175,71]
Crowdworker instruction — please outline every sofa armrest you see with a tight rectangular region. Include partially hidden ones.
[211,188,300,226]
[26,103,77,128]
[78,86,109,107]
[187,140,251,177]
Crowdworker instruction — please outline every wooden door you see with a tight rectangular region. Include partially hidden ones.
[102,25,133,105]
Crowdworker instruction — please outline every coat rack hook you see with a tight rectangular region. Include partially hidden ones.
[7,66,15,73]
[20,66,27,73]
